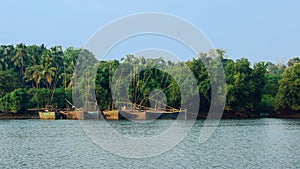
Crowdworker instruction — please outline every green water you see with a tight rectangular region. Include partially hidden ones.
[0,119,299,168]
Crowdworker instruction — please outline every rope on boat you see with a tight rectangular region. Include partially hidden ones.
[64,98,80,110]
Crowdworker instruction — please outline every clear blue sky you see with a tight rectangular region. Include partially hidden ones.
[1,0,299,63]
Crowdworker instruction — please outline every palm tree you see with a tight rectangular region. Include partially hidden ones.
[11,43,27,77]
[62,56,75,89]
[25,64,43,88]
[0,45,15,71]
[40,50,57,89]
[0,46,7,71]
[62,47,81,89]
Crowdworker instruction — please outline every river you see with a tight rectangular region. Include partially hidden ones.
[0,118,299,168]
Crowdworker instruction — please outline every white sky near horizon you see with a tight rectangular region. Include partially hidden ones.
[1,0,299,64]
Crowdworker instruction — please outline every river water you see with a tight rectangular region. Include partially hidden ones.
[0,118,299,168]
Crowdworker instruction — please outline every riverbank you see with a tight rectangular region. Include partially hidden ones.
[269,113,300,119]
[0,113,39,119]
[1,112,299,119]
[0,109,41,119]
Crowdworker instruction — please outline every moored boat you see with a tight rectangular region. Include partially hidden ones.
[102,110,119,120]
[39,111,56,120]
[84,111,101,119]
[60,110,84,120]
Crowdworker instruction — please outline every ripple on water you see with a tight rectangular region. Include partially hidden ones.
[0,119,299,168]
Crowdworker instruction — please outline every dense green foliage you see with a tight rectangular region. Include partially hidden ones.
[0,43,299,116]
[0,89,29,113]
[275,63,300,112]
[0,44,81,113]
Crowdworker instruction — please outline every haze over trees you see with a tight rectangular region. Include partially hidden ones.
[0,43,299,117]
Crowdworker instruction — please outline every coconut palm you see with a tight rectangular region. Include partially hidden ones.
[25,64,43,88]
[0,45,15,71]
[40,50,57,89]
[11,43,27,77]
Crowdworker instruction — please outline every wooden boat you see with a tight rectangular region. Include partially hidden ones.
[62,99,102,120]
[102,110,119,120]
[39,111,56,120]
[84,111,101,119]
[102,109,187,120]
[146,110,187,120]
[119,110,146,120]
[60,110,84,120]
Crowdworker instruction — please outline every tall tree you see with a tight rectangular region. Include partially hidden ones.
[0,69,21,97]
[287,57,300,67]
[11,43,27,78]
[40,50,57,89]
[275,63,300,112]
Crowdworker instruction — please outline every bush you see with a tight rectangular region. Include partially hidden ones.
[261,94,275,107]
[52,88,72,108]
[27,87,72,109]
[27,88,51,108]
[0,89,29,113]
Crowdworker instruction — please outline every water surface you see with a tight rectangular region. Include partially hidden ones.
[0,119,299,168]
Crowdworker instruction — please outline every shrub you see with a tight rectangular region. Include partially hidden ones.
[0,89,29,113]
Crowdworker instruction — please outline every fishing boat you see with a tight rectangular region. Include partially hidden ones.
[102,110,119,120]
[60,110,84,120]
[145,109,187,120]
[38,105,61,120]
[102,101,187,120]
[84,111,101,119]
[39,111,56,120]
[61,99,102,120]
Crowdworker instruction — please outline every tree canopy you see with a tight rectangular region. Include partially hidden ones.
[275,63,300,112]
[0,43,299,116]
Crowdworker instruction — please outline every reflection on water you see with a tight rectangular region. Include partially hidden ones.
[0,119,299,168]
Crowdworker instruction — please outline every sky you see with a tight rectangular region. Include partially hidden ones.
[1,0,300,63]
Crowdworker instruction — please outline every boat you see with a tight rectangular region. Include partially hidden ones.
[102,102,187,120]
[39,111,56,120]
[102,110,119,120]
[84,111,101,119]
[145,109,187,120]
[38,105,61,120]
[119,110,146,120]
[61,99,102,120]
[60,110,84,120]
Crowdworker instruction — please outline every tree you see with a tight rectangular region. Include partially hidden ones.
[224,58,266,115]
[186,57,210,112]
[0,89,29,113]
[11,43,28,78]
[25,64,43,88]
[0,45,15,71]
[287,57,300,67]
[95,60,119,110]
[40,50,57,89]
[0,69,21,97]
[62,47,81,89]
[251,62,267,107]
[275,63,300,112]
[266,62,286,75]
[261,74,281,107]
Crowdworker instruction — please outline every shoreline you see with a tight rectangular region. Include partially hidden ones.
[0,114,39,119]
[0,113,299,120]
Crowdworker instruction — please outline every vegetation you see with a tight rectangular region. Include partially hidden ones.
[0,89,29,113]
[0,43,299,117]
[275,62,300,112]
[0,44,80,113]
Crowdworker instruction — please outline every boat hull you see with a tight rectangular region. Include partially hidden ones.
[39,112,56,120]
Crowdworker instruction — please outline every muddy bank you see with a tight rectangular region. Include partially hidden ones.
[0,113,39,119]
[0,109,41,119]
[270,113,300,119]
[196,111,259,119]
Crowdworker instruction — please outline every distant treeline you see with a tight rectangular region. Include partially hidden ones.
[0,44,299,117]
